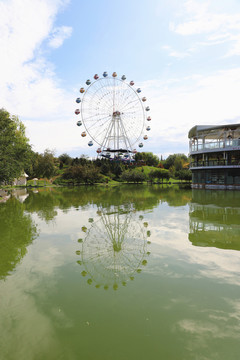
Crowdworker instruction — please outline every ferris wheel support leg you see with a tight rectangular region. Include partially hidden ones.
[118,116,133,158]
[99,116,115,152]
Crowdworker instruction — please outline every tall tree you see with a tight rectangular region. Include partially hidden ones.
[35,149,56,179]
[58,153,72,165]
[164,154,188,169]
[0,109,31,183]
[134,152,159,166]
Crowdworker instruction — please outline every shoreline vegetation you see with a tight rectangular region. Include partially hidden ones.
[0,162,192,190]
[0,178,192,191]
[0,108,192,190]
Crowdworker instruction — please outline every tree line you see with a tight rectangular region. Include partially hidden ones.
[0,109,192,185]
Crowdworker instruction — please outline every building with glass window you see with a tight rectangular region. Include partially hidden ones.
[188,124,240,189]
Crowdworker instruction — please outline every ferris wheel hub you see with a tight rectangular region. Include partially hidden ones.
[112,111,121,117]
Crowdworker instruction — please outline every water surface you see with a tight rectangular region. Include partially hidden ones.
[0,186,240,360]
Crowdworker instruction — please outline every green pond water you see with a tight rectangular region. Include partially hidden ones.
[0,185,240,360]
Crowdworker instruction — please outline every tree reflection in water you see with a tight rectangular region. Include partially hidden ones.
[76,205,151,290]
[0,197,38,280]
[189,190,240,251]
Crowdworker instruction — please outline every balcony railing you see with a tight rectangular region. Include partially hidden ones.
[190,139,240,152]
[190,159,240,168]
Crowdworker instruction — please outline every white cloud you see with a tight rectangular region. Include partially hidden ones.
[162,45,191,59]
[0,0,72,125]
[25,118,90,155]
[48,26,72,48]
[140,67,240,157]
[169,0,240,57]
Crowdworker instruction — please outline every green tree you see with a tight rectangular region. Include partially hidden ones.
[0,109,32,183]
[121,169,145,183]
[111,162,124,179]
[164,154,188,169]
[100,162,110,176]
[31,149,56,179]
[24,150,40,178]
[63,164,101,184]
[58,153,72,165]
[148,168,170,183]
[169,165,176,178]
[72,155,90,166]
[174,156,185,171]
[175,169,192,182]
[134,152,159,166]
[82,165,102,184]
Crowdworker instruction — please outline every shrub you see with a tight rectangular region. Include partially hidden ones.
[175,169,192,182]
[121,170,146,183]
[62,164,101,184]
[148,168,170,183]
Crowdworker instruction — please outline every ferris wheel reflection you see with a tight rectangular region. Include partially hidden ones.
[75,206,151,290]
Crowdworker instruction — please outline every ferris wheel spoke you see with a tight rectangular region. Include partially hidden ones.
[83,114,110,122]
[121,110,141,115]
[86,115,111,130]
[100,79,115,109]
[122,107,141,116]
[84,246,115,259]
[92,81,114,109]
[85,86,112,110]
[119,253,140,271]
[81,113,104,122]
[88,93,113,114]
[122,98,139,107]
[115,81,124,111]
[125,95,139,108]
[92,119,114,145]
[92,115,113,130]
[120,86,134,105]
[122,99,141,110]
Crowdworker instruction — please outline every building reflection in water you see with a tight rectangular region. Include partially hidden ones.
[189,190,240,251]
[76,205,151,290]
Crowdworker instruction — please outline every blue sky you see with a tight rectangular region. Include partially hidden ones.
[1,0,240,158]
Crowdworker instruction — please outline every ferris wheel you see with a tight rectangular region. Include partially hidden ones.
[75,205,151,290]
[75,72,151,160]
